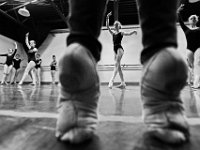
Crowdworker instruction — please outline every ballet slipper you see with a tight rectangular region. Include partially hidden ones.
[58,128,94,144]
[148,129,186,144]
[18,82,23,85]
[30,82,36,86]
[144,110,189,144]
[115,82,126,89]
[141,47,190,144]
[56,43,100,144]
[1,82,8,85]
[108,80,114,88]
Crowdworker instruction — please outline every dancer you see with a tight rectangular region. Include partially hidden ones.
[35,53,42,85]
[50,55,57,84]
[0,42,17,85]
[56,0,189,144]
[177,4,200,88]
[10,54,22,84]
[107,12,137,89]
[18,32,37,85]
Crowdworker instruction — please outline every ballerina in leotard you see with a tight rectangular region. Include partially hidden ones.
[0,42,17,85]
[50,55,57,84]
[10,54,22,84]
[35,53,42,85]
[177,4,200,88]
[19,32,37,85]
[106,12,137,89]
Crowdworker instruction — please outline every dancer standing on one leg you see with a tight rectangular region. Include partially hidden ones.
[50,55,57,84]
[18,33,37,86]
[35,53,42,86]
[107,12,137,89]
[56,0,189,144]
[0,42,17,85]
[10,54,22,84]
[177,4,200,88]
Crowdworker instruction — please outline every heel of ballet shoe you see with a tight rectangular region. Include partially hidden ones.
[144,110,190,144]
[59,43,99,92]
[115,83,126,89]
[59,128,94,144]
[56,100,98,144]
[108,81,114,88]
[147,128,187,144]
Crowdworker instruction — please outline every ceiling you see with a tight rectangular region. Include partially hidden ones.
[0,0,69,46]
[0,0,200,47]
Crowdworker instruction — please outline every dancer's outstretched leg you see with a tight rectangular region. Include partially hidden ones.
[116,49,126,88]
[108,62,119,88]
[116,64,126,89]
[1,65,8,84]
[19,61,36,85]
[109,48,124,88]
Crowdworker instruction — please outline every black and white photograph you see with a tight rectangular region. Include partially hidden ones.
[0,0,200,150]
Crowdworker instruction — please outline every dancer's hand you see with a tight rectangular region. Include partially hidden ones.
[26,32,29,37]
[107,12,112,18]
[177,4,184,13]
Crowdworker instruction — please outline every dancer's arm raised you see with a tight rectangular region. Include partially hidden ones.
[106,12,114,35]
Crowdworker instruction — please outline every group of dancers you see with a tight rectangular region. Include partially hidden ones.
[1,7,198,89]
[107,5,200,89]
[0,33,57,85]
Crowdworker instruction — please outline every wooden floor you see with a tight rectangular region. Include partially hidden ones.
[0,84,200,150]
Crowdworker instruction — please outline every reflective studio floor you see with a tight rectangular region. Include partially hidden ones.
[0,84,200,150]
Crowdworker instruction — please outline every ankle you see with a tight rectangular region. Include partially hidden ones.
[109,80,114,83]
[121,81,126,85]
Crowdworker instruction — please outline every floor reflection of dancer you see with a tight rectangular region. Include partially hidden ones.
[10,54,22,84]
[193,90,200,117]
[0,42,17,85]
[19,33,37,86]
[35,53,42,85]
[187,88,200,117]
[109,89,125,115]
[50,55,57,84]
[107,12,137,89]
[177,4,200,88]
